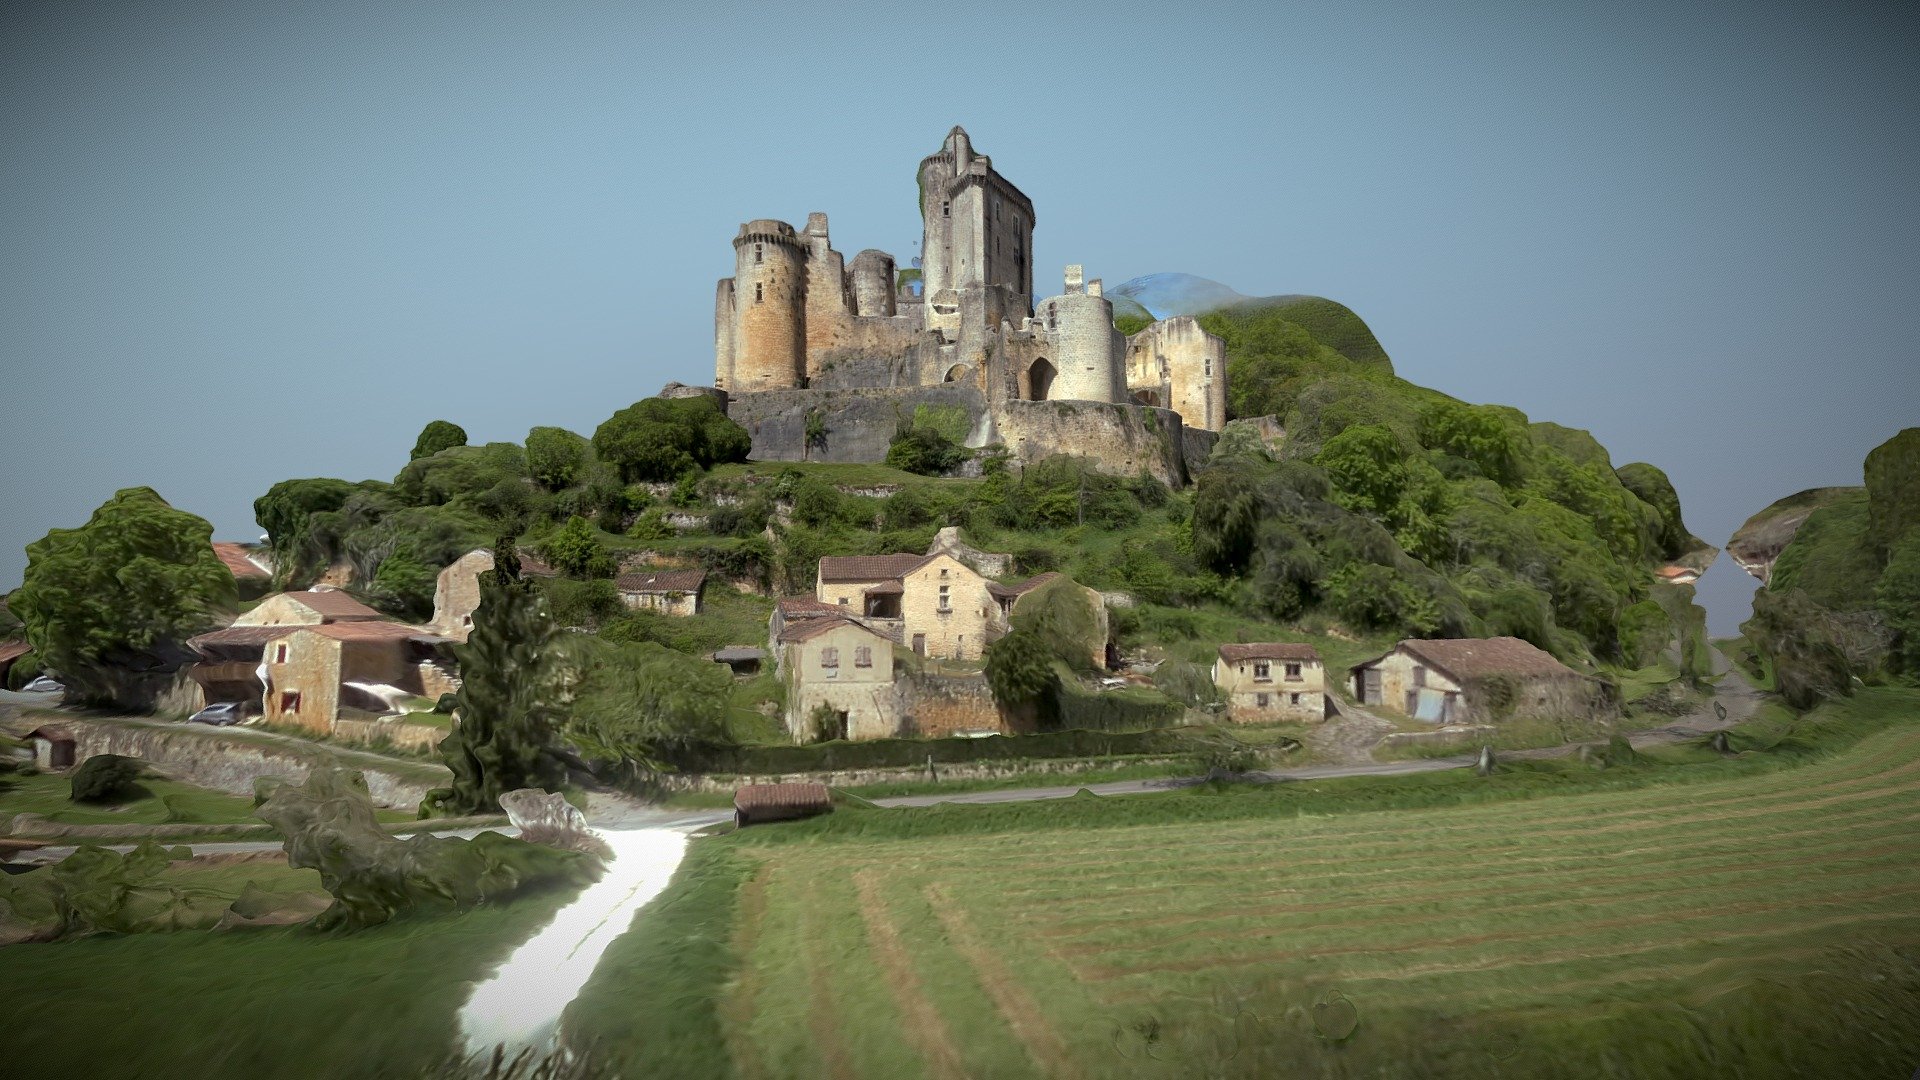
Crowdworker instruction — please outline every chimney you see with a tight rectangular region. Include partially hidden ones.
[1064,264,1084,293]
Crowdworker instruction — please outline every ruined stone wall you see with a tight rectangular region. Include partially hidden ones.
[804,313,924,385]
[990,399,1191,487]
[896,672,1006,737]
[1126,317,1227,432]
[428,549,491,641]
[850,249,896,316]
[727,384,989,464]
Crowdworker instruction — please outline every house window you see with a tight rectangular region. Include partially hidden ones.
[1413,665,1427,688]
[838,597,849,606]
[274,644,288,664]
[1204,358,1211,377]
[1256,693,1270,708]
[855,646,872,668]
[279,691,301,714]
[821,647,838,669]
[1253,661,1271,682]
[1290,693,1302,706]
[938,585,950,611]
[1285,662,1302,681]
[940,568,949,579]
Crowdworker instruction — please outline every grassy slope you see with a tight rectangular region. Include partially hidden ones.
[0,771,264,830]
[1767,488,1880,611]
[2,862,581,1080]
[567,687,1920,1079]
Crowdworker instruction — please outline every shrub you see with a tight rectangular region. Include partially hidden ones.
[410,419,468,461]
[69,754,144,802]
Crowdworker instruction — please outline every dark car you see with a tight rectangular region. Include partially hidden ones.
[188,701,248,726]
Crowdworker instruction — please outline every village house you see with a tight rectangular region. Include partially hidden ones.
[187,587,389,708]
[768,595,844,655]
[1349,637,1607,725]
[815,551,999,661]
[778,614,898,741]
[1212,643,1327,722]
[0,640,30,687]
[615,569,707,616]
[259,621,452,734]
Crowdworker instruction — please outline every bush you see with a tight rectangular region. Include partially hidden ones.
[1155,659,1220,707]
[885,427,969,476]
[410,419,467,461]
[69,754,144,802]
[592,398,750,483]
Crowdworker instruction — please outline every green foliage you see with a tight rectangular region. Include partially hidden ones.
[542,516,617,579]
[393,443,528,510]
[1864,427,1920,557]
[1770,491,1880,612]
[1326,563,1440,634]
[660,726,1222,774]
[592,397,750,483]
[11,488,236,708]
[410,420,468,461]
[526,426,589,491]
[422,550,570,816]
[1198,302,1377,422]
[884,408,970,476]
[1615,461,1696,560]
[983,626,1060,718]
[68,754,144,803]
[543,577,623,628]
[1155,659,1220,706]
[1113,311,1154,336]
[1052,671,1184,732]
[1009,576,1105,672]
[1418,400,1525,487]
[1876,532,1920,676]
[1743,588,1855,709]
[1618,599,1676,668]
[254,477,358,576]
[562,637,733,773]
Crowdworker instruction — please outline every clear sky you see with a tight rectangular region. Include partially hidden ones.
[3,0,1916,633]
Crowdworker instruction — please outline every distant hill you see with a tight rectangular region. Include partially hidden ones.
[1110,274,1388,371]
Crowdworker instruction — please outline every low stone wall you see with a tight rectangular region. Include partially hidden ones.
[1376,725,1496,750]
[650,753,1201,795]
[19,716,448,810]
[991,399,1191,487]
[331,717,446,754]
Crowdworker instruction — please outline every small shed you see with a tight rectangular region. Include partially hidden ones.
[711,646,766,677]
[733,782,833,828]
[0,640,29,686]
[23,725,77,771]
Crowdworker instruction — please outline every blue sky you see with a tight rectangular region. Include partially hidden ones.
[3,0,1916,633]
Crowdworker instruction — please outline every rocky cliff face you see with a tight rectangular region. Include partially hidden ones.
[1726,486,1861,584]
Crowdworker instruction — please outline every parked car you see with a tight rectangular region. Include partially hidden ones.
[188,701,247,726]
[20,676,62,694]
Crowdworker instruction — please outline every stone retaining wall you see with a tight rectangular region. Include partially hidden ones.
[649,753,1200,795]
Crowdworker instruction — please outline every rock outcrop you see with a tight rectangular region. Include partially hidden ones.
[1727,486,1861,584]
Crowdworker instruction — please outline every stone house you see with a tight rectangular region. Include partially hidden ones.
[615,569,707,616]
[1349,637,1607,725]
[188,587,389,708]
[259,622,452,734]
[0,640,29,686]
[1213,643,1327,723]
[768,595,845,660]
[816,551,999,661]
[778,615,898,742]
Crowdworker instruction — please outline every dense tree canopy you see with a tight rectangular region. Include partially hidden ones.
[11,488,236,708]
[592,397,751,483]
[410,419,468,461]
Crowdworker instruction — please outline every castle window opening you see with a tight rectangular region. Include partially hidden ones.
[754,243,762,264]
[755,282,763,303]
[942,200,950,217]
[1025,358,1056,401]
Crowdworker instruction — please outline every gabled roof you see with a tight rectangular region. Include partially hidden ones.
[989,571,1063,601]
[279,589,386,622]
[776,596,843,618]
[0,640,29,664]
[615,569,707,594]
[192,621,445,653]
[734,782,831,813]
[778,614,890,645]
[1354,637,1578,682]
[817,553,933,583]
[212,542,270,579]
[1218,642,1321,663]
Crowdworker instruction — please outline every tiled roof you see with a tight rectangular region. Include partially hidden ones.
[212,542,270,579]
[1368,637,1578,681]
[1218,642,1322,663]
[281,589,386,621]
[0,640,29,664]
[777,614,888,645]
[776,596,843,618]
[817,553,932,583]
[991,571,1064,600]
[734,782,832,813]
[615,569,707,593]
[193,621,445,651]
[515,552,559,578]
[862,580,904,596]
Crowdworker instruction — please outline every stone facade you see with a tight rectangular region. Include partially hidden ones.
[261,624,441,733]
[1126,316,1228,432]
[1213,643,1327,723]
[706,126,1231,487]
[814,551,1003,662]
[780,616,900,741]
[896,672,1008,737]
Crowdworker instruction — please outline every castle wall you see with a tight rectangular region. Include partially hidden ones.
[727,384,990,465]
[1026,287,1125,405]
[990,399,1191,487]
[850,250,896,317]
[714,279,737,391]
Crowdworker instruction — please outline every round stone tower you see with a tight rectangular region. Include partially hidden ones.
[730,219,807,390]
[849,249,897,317]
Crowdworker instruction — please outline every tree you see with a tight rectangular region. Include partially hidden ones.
[562,638,733,774]
[254,477,360,582]
[1877,532,1920,676]
[410,419,468,461]
[1865,427,1920,558]
[421,541,570,816]
[527,426,589,491]
[69,754,144,802]
[12,488,236,709]
[592,397,751,483]
[983,626,1060,721]
[542,516,616,579]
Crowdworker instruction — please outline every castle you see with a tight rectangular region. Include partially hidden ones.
[702,127,1228,485]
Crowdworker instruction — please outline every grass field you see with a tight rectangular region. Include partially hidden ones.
[0,770,266,829]
[568,688,1920,1078]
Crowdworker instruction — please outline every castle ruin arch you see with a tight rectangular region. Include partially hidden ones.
[1023,358,1056,401]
